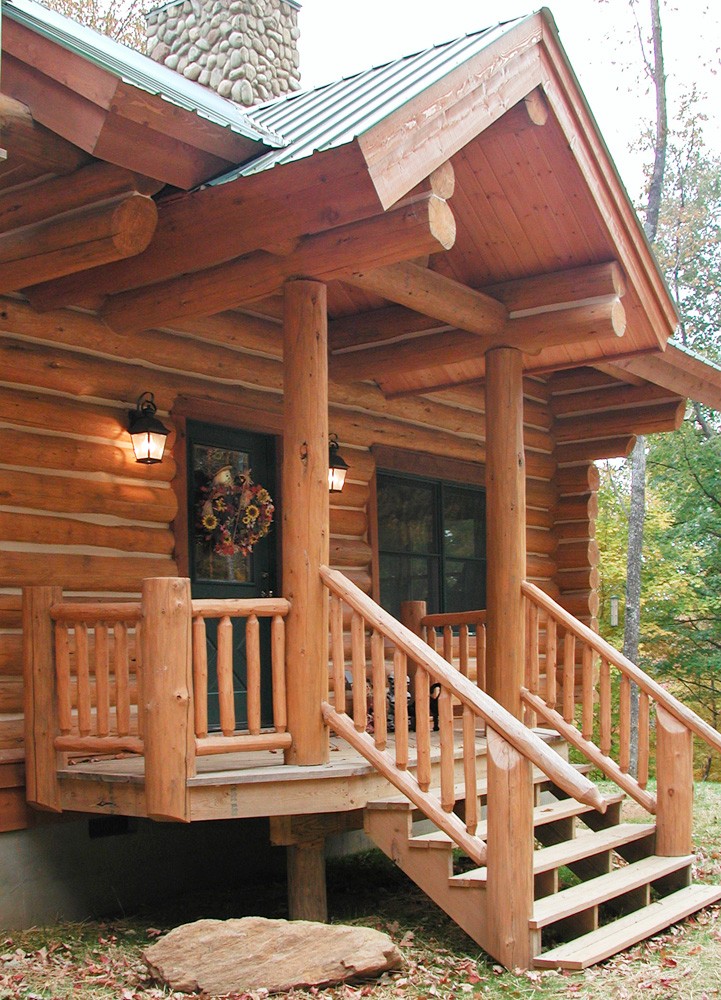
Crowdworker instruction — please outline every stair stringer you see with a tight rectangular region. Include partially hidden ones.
[364,803,489,948]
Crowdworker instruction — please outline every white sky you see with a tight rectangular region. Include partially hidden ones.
[297,0,721,202]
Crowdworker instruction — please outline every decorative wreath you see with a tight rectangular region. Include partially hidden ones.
[196,466,274,557]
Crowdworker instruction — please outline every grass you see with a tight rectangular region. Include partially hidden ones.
[2,784,721,1000]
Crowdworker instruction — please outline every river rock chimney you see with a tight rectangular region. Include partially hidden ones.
[145,0,302,106]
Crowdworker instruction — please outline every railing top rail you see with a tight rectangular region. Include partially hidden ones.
[421,609,487,628]
[522,579,721,757]
[50,601,142,623]
[191,597,290,619]
[321,565,605,813]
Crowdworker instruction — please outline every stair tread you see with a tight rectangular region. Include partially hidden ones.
[366,763,594,810]
[450,823,656,885]
[530,854,694,928]
[409,793,627,849]
[533,884,721,970]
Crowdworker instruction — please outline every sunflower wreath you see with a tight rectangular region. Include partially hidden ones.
[197,466,274,557]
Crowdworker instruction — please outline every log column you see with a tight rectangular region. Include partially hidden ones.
[283,279,330,765]
[485,347,526,719]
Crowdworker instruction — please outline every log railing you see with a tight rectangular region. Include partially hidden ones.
[322,565,606,866]
[420,608,487,689]
[191,597,291,755]
[522,580,721,850]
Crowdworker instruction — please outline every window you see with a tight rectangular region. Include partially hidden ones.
[377,471,486,620]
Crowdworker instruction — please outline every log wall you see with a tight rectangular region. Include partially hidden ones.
[0,295,588,831]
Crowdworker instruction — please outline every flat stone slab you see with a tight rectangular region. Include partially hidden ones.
[144,916,402,995]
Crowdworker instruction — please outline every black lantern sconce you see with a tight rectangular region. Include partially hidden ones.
[328,433,349,493]
[128,392,169,464]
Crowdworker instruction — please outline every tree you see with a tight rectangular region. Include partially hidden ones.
[39,0,146,49]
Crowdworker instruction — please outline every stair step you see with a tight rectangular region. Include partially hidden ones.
[365,763,594,811]
[533,884,721,970]
[409,793,627,850]
[450,823,656,886]
[530,854,694,929]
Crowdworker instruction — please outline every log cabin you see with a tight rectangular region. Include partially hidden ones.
[2,0,721,970]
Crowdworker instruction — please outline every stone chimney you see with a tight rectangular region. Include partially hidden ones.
[145,0,302,106]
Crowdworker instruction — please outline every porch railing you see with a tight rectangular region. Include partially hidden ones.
[521,580,721,853]
[321,565,606,866]
[23,580,290,822]
[420,607,487,689]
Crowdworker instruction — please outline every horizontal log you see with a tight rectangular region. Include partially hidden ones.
[101,194,456,333]
[329,483,370,512]
[51,601,142,622]
[556,566,600,592]
[526,527,556,556]
[556,464,601,494]
[0,426,174,482]
[501,299,625,355]
[0,551,176,591]
[556,436,635,465]
[0,468,177,523]
[556,520,596,542]
[29,143,386,308]
[484,262,625,314]
[1,194,158,294]
[347,260,507,337]
[555,401,685,442]
[0,595,22,629]
[555,539,600,570]
[329,537,372,568]
[330,304,448,352]
[55,735,144,754]
[527,478,556,509]
[559,592,600,619]
[0,162,162,234]
[526,553,557,580]
[549,366,625,395]
[0,512,174,556]
[330,508,368,537]
[556,494,599,522]
[526,507,554,529]
[0,636,23,676]
[551,380,680,418]
[0,762,25,789]
[196,732,293,755]
[0,95,88,175]
[191,597,290,618]
[330,329,484,382]
[0,384,139,442]
[0,678,22,714]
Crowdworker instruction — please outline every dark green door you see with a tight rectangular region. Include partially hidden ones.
[187,421,277,731]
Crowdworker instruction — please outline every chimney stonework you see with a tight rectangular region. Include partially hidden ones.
[145,0,301,106]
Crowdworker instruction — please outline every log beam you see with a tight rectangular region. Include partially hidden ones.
[283,279,330,766]
[101,194,456,334]
[0,193,158,294]
[0,94,88,175]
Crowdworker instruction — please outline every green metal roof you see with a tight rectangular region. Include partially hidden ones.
[3,0,285,149]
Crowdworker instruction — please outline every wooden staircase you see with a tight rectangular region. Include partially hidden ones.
[365,774,721,970]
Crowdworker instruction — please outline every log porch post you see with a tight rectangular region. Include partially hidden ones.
[23,586,63,812]
[485,346,526,719]
[283,278,330,765]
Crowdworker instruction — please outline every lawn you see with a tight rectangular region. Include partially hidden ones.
[2,783,721,1000]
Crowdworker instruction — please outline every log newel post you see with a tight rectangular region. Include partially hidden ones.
[142,576,194,823]
[485,726,534,970]
[655,705,694,856]
[283,278,330,766]
[23,585,63,812]
[401,600,427,684]
[485,346,526,719]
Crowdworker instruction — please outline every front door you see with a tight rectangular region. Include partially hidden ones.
[187,421,277,731]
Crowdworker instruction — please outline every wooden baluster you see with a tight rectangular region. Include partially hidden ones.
[330,595,346,714]
[476,622,486,691]
[351,611,367,733]
[272,614,287,733]
[546,617,557,709]
[581,644,594,740]
[414,667,431,791]
[463,705,478,834]
[134,622,144,739]
[459,625,469,678]
[619,674,631,773]
[192,616,208,739]
[637,691,650,788]
[217,614,235,736]
[599,657,611,756]
[95,624,110,738]
[443,625,453,664]
[563,630,576,724]
[426,627,437,654]
[114,621,131,737]
[371,630,387,751]
[246,613,261,736]
[394,648,408,770]
[439,686,454,813]
[75,623,91,737]
[525,599,539,727]
[55,623,72,735]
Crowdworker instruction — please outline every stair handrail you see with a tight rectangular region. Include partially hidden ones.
[521,580,721,757]
[321,566,605,822]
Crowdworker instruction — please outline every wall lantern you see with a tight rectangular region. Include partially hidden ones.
[328,433,349,493]
[128,392,169,464]
[610,594,620,628]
